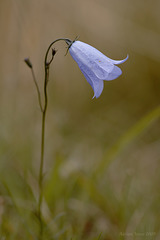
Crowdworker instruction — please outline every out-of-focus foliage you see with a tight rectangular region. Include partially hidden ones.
[0,0,160,239]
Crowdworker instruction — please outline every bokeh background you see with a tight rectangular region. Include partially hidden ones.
[0,0,160,239]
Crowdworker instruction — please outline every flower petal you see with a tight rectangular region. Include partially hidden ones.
[69,41,128,79]
[69,41,114,79]
[79,64,104,98]
[104,65,122,81]
[109,55,129,65]
[92,79,104,99]
[68,40,128,98]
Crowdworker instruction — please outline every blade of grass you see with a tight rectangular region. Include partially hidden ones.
[96,105,160,176]
[2,180,36,238]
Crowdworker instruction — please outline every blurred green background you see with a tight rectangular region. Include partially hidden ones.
[0,0,160,239]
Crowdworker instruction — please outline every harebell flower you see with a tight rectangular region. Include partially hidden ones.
[67,40,128,98]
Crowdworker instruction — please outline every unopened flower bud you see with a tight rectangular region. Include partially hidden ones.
[24,58,32,68]
[52,48,57,57]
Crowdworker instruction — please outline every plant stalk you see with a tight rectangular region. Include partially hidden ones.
[37,38,72,240]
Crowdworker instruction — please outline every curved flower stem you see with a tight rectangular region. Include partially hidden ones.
[37,38,72,240]
[44,38,72,64]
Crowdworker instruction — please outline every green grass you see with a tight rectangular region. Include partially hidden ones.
[0,106,159,239]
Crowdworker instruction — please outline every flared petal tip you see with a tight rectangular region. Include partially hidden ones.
[92,80,104,99]
[113,54,129,65]
[125,54,129,61]
[121,54,129,64]
[92,94,99,99]
[119,54,129,64]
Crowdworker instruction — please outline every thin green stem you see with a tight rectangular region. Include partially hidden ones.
[37,67,48,240]
[31,68,43,112]
[37,38,72,240]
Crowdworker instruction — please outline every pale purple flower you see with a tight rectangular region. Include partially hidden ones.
[68,40,128,98]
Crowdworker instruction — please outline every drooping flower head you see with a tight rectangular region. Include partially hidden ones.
[67,40,128,98]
